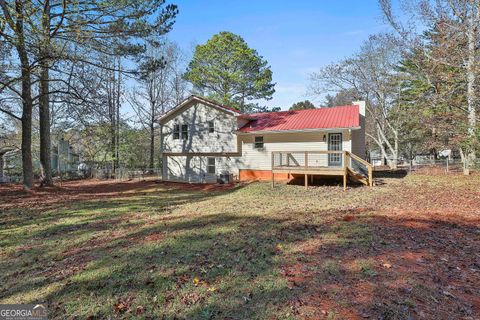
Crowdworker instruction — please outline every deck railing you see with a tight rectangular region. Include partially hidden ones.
[271,150,345,170]
[271,150,373,188]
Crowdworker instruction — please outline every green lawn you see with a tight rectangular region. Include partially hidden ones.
[0,175,479,319]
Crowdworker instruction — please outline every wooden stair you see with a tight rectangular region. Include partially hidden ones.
[347,167,369,186]
[345,151,374,187]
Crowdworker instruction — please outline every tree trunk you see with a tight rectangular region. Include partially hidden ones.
[39,0,53,186]
[14,0,34,190]
[21,92,33,190]
[39,65,53,186]
[0,154,4,179]
[392,130,399,169]
[459,147,470,175]
[466,2,478,167]
[115,58,121,170]
[149,121,155,170]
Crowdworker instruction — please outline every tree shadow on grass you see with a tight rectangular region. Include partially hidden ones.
[38,213,295,319]
[2,181,479,319]
[0,183,247,304]
[282,214,480,319]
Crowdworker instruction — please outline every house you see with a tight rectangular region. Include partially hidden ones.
[51,138,81,174]
[159,95,372,189]
[0,136,80,183]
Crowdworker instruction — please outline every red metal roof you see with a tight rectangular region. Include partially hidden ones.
[238,105,360,133]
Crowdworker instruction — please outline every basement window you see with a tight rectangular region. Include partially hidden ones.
[208,121,215,133]
[173,124,180,140]
[181,124,188,140]
[254,136,264,149]
[207,157,216,174]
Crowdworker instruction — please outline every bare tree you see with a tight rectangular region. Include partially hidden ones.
[380,0,480,168]
[129,41,189,169]
[310,34,402,168]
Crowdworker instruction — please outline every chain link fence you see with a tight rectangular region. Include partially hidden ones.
[90,166,162,181]
[371,157,479,174]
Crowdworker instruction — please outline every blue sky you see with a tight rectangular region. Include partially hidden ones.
[167,0,390,110]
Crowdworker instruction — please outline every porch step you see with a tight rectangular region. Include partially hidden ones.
[347,167,369,186]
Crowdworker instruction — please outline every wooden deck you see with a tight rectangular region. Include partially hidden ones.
[271,151,373,190]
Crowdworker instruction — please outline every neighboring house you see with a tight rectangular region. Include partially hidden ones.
[51,138,80,174]
[0,148,20,183]
[159,95,371,187]
[0,137,80,182]
[0,147,16,183]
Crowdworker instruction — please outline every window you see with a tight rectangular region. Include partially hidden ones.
[181,124,188,140]
[208,121,215,133]
[173,124,180,140]
[207,157,216,174]
[254,136,264,149]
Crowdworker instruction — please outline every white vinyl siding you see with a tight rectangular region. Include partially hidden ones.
[161,102,239,153]
[234,130,352,171]
[164,155,238,183]
[351,118,366,159]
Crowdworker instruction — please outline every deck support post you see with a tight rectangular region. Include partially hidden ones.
[271,152,275,188]
[368,166,373,187]
[343,151,348,192]
[305,174,308,189]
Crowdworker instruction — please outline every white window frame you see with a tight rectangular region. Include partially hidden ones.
[173,124,180,140]
[208,120,215,133]
[207,157,216,174]
[254,136,264,149]
[181,124,188,140]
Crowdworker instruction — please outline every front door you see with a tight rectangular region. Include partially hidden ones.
[328,133,342,166]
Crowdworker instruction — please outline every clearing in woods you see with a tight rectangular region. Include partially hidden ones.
[0,174,479,319]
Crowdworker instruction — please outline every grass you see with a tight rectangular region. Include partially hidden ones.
[0,174,479,319]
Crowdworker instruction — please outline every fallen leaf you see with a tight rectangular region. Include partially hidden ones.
[193,277,200,286]
[136,306,144,315]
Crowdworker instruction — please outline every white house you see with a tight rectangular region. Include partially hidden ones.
[159,95,371,187]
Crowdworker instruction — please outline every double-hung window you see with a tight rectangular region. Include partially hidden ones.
[207,157,216,174]
[181,124,188,140]
[173,124,180,140]
[208,121,215,133]
[254,136,264,149]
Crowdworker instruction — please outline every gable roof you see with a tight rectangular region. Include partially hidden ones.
[159,95,242,123]
[237,105,360,133]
